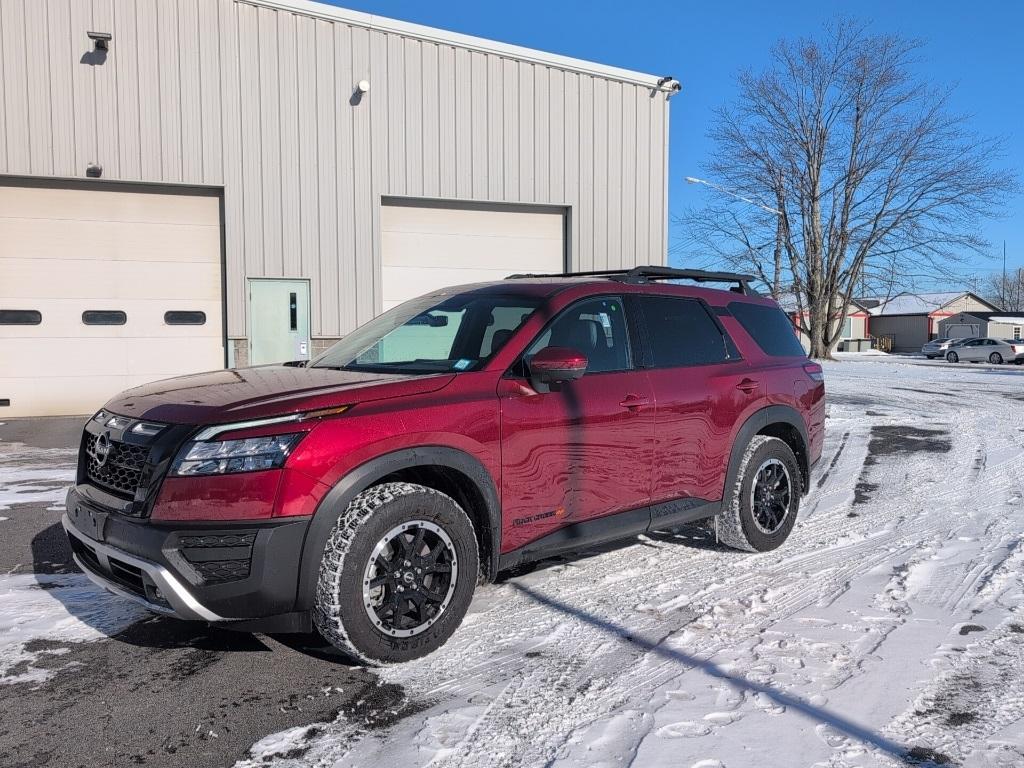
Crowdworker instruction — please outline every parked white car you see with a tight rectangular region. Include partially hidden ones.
[944,338,1024,364]
[921,337,974,358]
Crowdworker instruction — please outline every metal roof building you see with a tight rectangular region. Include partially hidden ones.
[0,0,677,417]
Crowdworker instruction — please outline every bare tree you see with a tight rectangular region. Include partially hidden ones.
[677,19,1017,358]
[983,268,1024,313]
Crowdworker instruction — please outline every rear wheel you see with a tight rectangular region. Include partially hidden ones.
[313,482,479,665]
[989,352,1003,364]
[946,351,959,363]
[717,436,802,553]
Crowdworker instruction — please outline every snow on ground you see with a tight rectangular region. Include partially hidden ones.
[239,358,1024,768]
[0,440,76,511]
[0,573,150,685]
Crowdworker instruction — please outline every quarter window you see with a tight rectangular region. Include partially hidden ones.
[729,301,807,357]
[82,310,127,326]
[636,296,735,367]
[525,296,631,374]
[0,309,42,325]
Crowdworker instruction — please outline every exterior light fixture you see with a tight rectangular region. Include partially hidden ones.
[356,80,370,94]
[87,31,112,51]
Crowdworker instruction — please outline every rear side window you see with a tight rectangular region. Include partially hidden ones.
[636,296,736,367]
[729,302,806,357]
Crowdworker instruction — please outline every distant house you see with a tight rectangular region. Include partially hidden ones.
[938,312,1024,341]
[779,295,872,353]
[857,292,999,352]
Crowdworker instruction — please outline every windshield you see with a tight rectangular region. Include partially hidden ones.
[310,292,541,375]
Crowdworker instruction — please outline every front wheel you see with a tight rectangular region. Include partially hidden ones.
[989,352,1003,364]
[946,351,959,363]
[717,436,802,553]
[313,482,479,664]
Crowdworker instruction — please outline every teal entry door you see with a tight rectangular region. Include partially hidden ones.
[248,279,311,365]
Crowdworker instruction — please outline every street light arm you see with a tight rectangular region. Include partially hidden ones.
[685,176,784,216]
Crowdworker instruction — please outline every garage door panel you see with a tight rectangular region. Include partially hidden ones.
[381,232,563,272]
[381,203,565,311]
[0,186,220,226]
[0,185,224,417]
[1,258,221,301]
[0,218,220,264]
[0,299,222,338]
[381,205,563,238]
[382,266,536,309]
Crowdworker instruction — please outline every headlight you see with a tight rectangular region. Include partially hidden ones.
[171,433,303,477]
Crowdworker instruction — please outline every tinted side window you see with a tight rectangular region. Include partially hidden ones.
[729,302,807,357]
[637,296,733,367]
[526,296,631,374]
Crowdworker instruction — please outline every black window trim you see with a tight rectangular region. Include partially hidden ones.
[82,309,127,326]
[628,293,743,370]
[506,293,637,379]
[0,309,42,326]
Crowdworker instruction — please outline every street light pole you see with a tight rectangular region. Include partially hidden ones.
[684,176,784,216]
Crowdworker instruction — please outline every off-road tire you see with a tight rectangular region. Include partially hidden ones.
[716,435,802,553]
[313,482,479,665]
[946,351,959,363]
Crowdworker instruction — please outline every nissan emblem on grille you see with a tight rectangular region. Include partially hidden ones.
[92,432,111,467]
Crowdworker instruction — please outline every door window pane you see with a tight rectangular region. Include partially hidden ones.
[164,311,207,325]
[0,309,41,325]
[82,310,127,326]
[638,296,733,367]
[526,297,631,374]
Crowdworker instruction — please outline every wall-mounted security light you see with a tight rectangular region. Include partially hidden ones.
[87,31,112,51]
[86,163,103,178]
[356,80,370,94]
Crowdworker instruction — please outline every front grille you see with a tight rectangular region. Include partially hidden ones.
[85,433,149,497]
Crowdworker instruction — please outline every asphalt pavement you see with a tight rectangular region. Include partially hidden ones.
[0,417,404,768]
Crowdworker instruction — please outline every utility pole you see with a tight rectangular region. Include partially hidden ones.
[1002,241,1007,310]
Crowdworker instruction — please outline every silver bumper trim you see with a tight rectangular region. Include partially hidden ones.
[61,513,231,623]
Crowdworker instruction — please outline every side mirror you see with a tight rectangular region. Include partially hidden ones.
[529,346,588,385]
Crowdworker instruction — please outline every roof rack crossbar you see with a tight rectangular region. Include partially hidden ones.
[505,265,759,295]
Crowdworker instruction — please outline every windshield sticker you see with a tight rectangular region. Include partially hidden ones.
[452,359,473,371]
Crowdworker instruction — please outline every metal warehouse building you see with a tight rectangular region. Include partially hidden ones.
[0,0,675,418]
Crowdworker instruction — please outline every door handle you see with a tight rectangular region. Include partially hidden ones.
[736,378,759,394]
[619,394,650,410]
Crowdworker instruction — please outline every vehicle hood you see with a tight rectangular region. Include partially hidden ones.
[103,366,456,425]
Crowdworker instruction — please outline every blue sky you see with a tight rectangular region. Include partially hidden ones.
[325,0,1024,285]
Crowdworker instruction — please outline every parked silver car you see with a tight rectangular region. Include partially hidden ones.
[922,337,973,358]
[944,338,1024,364]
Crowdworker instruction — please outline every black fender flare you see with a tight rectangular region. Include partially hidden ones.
[723,405,809,500]
[293,446,501,611]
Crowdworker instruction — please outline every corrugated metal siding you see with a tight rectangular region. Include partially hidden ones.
[869,315,930,351]
[0,0,670,338]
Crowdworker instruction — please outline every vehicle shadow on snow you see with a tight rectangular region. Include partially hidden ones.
[511,582,950,767]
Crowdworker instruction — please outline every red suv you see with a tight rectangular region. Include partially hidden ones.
[63,267,824,663]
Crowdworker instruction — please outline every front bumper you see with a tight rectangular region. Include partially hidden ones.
[63,486,312,625]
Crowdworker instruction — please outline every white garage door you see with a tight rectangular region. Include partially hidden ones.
[0,184,223,418]
[381,202,565,311]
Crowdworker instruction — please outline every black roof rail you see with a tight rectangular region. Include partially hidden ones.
[505,265,759,295]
